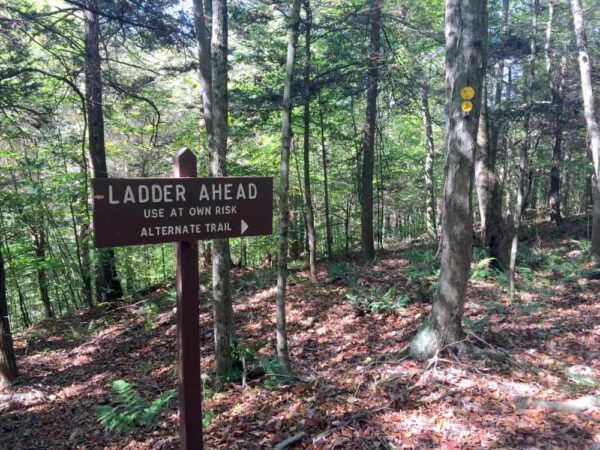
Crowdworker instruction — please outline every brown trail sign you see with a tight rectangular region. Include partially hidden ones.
[91,149,273,449]
[92,175,272,248]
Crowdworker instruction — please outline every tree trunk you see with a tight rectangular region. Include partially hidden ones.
[275,0,302,376]
[548,55,566,226]
[31,228,53,319]
[84,4,122,303]
[1,236,30,328]
[476,0,506,268]
[344,201,350,255]
[192,0,234,378]
[0,245,18,388]
[475,82,490,233]
[303,0,317,282]
[199,241,211,269]
[288,202,301,260]
[421,84,437,241]
[318,96,333,259]
[410,0,486,359]
[68,188,92,308]
[80,148,93,307]
[377,137,385,248]
[476,83,504,268]
[509,0,538,299]
[571,0,600,261]
[360,0,382,261]
[545,3,566,226]
[210,0,234,378]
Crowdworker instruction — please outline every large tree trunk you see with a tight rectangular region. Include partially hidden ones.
[83,4,122,303]
[475,82,490,233]
[421,84,437,241]
[571,0,600,261]
[192,0,213,138]
[410,0,486,359]
[0,245,18,388]
[548,55,566,226]
[476,87,505,268]
[545,3,566,226]
[476,0,506,268]
[509,0,538,299]
[303,0,317,282]
[360,0,382,261]
[276,0,302,376]
[192,0,234,378]
[210,0,234,378]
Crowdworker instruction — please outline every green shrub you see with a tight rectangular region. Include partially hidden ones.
[402,249,439,299]
[141,301,160,332]
[260,357,288,387]
[516,245,545,268]
[222,338,263,382]
[200,374,216,428]
[345,286,410,315]
[97,380,176,434]
[470,257,497,280]
[237,268,277,292]
[327,260,356,286]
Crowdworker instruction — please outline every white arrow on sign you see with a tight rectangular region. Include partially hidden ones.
[241,219,248,235]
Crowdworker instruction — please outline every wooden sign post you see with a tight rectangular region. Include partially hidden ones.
[91,148,273,449]
[174,149,202,449]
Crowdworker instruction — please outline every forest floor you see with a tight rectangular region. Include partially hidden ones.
[1,215,600,449]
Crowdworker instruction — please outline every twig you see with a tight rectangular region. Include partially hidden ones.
[467,332,542,374]
[311,403,390,445]
[273,431,307,450]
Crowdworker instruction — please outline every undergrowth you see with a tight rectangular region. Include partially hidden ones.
[97,380,176,434]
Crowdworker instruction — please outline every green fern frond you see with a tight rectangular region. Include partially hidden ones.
[97,380,176,434]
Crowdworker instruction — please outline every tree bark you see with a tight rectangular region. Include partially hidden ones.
[476,0,506,268]
[360,0,382,261]
[192,0,213,139]
[276,0,302,376]
[318,96,333,259]
[421,84,437,241]
[410,0,486,359]
[0,245,18,388]
[475,81,490,232]
[192,0,234,378]
[83,4,122,303]
[32,228,53,319]
[210,0,234,378]
[509,0,538,299]
[67,182,92,308]
[476,85,504,268]
[303,0,317,282]
[548,54,566,226]
[571,0,600,261]
[545,3,566,226]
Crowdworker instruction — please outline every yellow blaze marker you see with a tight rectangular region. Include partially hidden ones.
[460,86,475,100]
[461,101,473,113]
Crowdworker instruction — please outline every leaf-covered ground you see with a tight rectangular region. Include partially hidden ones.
[2,217,600,449]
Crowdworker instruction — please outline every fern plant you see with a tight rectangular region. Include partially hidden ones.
[345,286,411,315]
[470,257,497,280]
[97,380,176,434]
